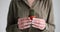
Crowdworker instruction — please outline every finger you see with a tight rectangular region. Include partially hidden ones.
[32,23,45,28]
[32,25,38,29]
[32,21,40,24]
[33,18,46,22]
[20,19,29,23]
[18,22,31,28]
[19,25,30,30]
[18,24,30,29]
[32,20,45,24]
[32,23,39,27]
[32,18,41,24]
[18,19,31,25]
[38,25,46,30]
[18,20,31,26]
[32,24,45,30]
[18,18,31,24]
[23,22,31,26]
[21,20,30,24]
[23,25,30,29]
[32,20,45,25]
[32,21,45,25]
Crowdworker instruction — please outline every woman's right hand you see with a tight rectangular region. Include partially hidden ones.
[18,17,31,30]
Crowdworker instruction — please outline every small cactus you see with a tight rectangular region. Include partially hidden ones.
[29,9,36,20]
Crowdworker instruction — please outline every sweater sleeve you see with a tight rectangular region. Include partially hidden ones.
[42,0,55,32]
[6,0,21,32]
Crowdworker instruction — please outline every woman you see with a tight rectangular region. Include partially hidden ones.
[6,0,55,32]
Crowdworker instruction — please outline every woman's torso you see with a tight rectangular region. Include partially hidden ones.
[13,0,50,32]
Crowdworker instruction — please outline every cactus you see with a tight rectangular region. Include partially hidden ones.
[29,9,36,20]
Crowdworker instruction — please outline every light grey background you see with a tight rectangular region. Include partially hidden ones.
[0,0,60,32]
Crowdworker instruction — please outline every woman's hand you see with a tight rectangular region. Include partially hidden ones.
[32,18,46,30]
[18,17,31,30]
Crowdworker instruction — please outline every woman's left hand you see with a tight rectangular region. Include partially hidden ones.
[32,18,46,30]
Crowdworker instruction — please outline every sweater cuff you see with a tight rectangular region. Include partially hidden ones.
[40,23,48,31]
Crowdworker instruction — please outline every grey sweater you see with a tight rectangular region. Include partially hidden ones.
[6,0,55,32]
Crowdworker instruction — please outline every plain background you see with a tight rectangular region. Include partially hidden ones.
[0,0,60,32]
